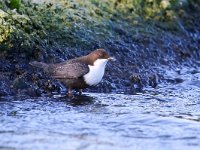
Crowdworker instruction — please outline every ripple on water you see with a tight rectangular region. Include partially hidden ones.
[0,70,200,150]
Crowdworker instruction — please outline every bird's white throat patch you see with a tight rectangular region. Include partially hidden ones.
[84,59,108,86]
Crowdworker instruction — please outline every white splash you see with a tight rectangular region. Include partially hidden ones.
[84,59,108,86]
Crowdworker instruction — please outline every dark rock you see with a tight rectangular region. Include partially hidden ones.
[191,70,199,74]
[165,78,184,84]
[174,78,184,84]
[129,73,143,93]
[114,27,128,36]
[148,74,158,88]
[0,0,199,96]
[0,80,15,96]
[18,87,41,97]
[12,77,30,89]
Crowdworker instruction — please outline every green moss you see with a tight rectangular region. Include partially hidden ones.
[0,0,199,55]
[9,0,21,10]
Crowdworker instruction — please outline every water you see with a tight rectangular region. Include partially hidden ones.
[0,70,200,150]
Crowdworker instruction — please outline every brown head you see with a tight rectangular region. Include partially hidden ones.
[83,49,115,65]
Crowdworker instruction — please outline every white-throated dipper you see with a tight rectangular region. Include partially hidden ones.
[30,49,115,95]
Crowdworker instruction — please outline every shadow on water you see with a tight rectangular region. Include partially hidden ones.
[53,93,96,106]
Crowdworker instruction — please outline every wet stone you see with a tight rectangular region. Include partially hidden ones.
[129,73,143,93]
[148,74,158,88]
[165,78,184,84]
[18,87,41,97]
[191,70,200,74]
[12,77,30,89]
[0,80,15,96]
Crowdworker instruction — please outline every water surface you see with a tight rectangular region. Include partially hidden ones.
[0,70,200,150]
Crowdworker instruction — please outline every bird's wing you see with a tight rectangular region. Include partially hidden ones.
[49,61,89,79]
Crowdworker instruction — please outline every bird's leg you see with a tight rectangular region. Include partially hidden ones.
[79,89,82,95]
[67,87,73,97]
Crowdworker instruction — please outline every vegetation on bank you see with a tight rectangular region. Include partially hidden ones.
[0,0,199,55]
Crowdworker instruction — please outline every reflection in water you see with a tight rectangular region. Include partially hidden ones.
[65,94,96,106]
[0,72,200,150]
[52,93,96,106]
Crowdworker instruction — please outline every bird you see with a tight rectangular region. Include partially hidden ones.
[30,49,115,96]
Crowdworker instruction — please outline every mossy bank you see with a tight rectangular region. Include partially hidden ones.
[0,0,200,96]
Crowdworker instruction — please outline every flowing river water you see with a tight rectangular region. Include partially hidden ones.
[0,68,200,150]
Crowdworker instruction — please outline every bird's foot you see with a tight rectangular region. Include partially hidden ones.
[79,89,82,95]
[67,92,73,97]
[67,88,73,97]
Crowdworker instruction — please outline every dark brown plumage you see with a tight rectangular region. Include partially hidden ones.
[30,49,115,95]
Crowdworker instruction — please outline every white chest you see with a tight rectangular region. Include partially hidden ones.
[84,59,108,86]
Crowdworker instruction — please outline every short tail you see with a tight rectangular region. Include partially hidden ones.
[29,61,49,71]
